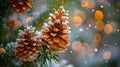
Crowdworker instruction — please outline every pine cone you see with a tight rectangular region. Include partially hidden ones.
[0,48,6,54]
[15,26,41,62]
[41,6,70,52]
[10,0,33,14]
[8,16,21,30]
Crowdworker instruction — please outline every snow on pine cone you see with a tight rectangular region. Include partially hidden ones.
[41,6,71,52]
[15,26,41,62]
[10,0,33,14]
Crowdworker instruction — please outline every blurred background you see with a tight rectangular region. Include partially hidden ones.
[0,0,120,67]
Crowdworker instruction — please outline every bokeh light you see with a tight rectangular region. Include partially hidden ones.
[81,0,89,8]
[94,10,104,20]
[0,48,6,54]
[74,10,86,21]
[73,16,83,26]
[72,41,82,52]
[8,17,21,30]
[103,51,111,60]
[26,16,34,23]
[73,10,86,26]
[104,24,113,34]
[81,42,94,55]
[93,33,102,46]
[84,42,94,56]
[81,0,96,9]
[110,21,117,32]
[95,57,103,67]
[95,20,104,31]
[87,17,96,27]
[72,41,94,55]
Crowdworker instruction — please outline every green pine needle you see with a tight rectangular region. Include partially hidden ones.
[35,45,60,67]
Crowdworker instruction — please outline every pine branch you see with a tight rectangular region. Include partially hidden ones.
[29,11,49,30]
[36,45,60,67]
[0,0,73,66]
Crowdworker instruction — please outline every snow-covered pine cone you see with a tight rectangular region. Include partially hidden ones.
[15,26,41,62]
[41,6,70,52]
[10,0,33,14]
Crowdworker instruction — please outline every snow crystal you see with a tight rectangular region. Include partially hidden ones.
[59,6,65,12]
[88,24,91,27]
[48,17,52,20]
[22,7,26,10]
[68,31,71,33]
[108,3,111,6]
[19,30,25,35]
[48,20,54,25]
[65,13,69,16]
[54,10,58,14]
[16,9,19,12]
[84,61,88,64]
[66,64,74,67]
[70,51,73,53]
[92,9,95,12]
[107,20,110,23]
[100,5,104,8]
[106,60,108,63]
[104,44,107,46]
[86,27,89,30]
[59,6,64,9]
[117,9,119,12]
[76,35,78,38]
[43,23,48,28]
[24,26,35,33]
[62,21,69,25]
[50,33,57,37]
[66,20,69,23]
[55,19,60,22]
[66,10,69,12]
[117,29,119,32]
[94,48,98,52]
[31,38,37,41]
[30,29,35,33]
[79,28,83,32]
[68,26,71,29]
[114,43,117,45]
[63,30,67,33]
[62,59,68,64]
[61,16,69,20]
[26,26,31,30]
[35,31,42,37]
[32,43,36,46]
[62,22,67,25]
[49,13,56,19]
[94,26,96,28]
[18,2,23,5]
[12,4,16,7]
[48,41,54,44]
